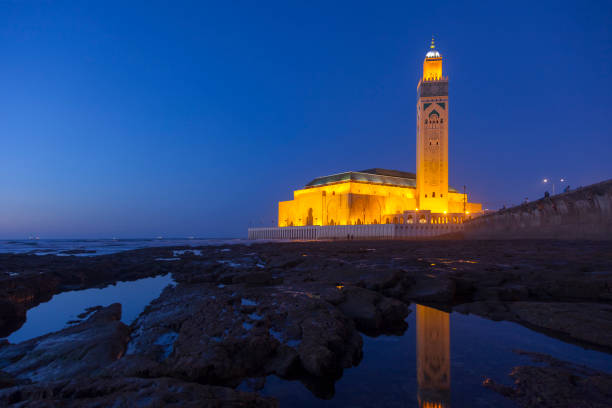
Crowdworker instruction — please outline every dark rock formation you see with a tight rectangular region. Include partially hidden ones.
[0,376,277,407]
[114,282,364,386]
[484,351,612,408]
[0,304,129,383]
[1,239,612,406]
[456,301,612,350]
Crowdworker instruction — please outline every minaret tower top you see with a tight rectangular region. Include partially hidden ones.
[416,37,449,214]
[423,37,443,81]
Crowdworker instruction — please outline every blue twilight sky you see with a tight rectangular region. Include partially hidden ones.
[1,1,611,238]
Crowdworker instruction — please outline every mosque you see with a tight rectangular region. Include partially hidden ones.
[277,39,482,228]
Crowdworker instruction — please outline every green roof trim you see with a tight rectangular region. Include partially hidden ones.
[306,168,416,188]
[305,168,462,193]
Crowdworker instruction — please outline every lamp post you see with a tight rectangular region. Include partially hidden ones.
[560,178,568,193]
[543,178,554,195]
[543,178,567,196]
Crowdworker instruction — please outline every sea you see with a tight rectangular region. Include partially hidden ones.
[0,238,249,256]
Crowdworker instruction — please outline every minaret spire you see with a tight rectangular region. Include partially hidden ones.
[430,36,435,50]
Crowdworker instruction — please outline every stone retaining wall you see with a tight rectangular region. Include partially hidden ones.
[464,179,612,240]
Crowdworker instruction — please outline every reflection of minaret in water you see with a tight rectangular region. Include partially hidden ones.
[416,304,451,408]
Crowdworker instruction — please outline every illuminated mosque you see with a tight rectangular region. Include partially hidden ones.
[278,39,482,228]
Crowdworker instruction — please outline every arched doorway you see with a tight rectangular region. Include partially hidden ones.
[306,208,314,226]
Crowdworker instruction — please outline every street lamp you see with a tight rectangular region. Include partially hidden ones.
[542,178,554,195]
[543,178,568,196]
[560,178,568,193]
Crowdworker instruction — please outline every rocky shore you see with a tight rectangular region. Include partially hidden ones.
[1,240,611,407]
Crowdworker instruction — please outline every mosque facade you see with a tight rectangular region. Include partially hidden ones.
[277,40,481,228]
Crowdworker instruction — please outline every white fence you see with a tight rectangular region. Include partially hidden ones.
[248,224,463,240]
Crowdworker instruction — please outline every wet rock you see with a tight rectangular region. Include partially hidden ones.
[0,371,29,389]
[362,269,405,291]
[240,376,267,392]
[454,301,513,321]
[0,304,130,383]
[484,351,612,408]
[59,249,97,255]
[263,345,300,377]
[509,302,612,349]
[0,376,277,407]
[122,283,363,386]
[233,271,282,286]
[265,255,304,270]
[3,240,612,405]
[0,300,26,339]
[318,285,346,305]
[336,286,409,335]
[77,305,104,319]
[541,276,612,301]
[296,306,362,378]
[456,301,612,350]
[404,275,455,303]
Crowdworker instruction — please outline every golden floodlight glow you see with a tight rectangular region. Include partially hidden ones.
[275,40,483,228]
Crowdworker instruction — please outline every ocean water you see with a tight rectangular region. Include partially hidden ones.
[0,238,248,256]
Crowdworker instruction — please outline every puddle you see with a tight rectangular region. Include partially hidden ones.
[260,304,612,407]
[5,274,174,344]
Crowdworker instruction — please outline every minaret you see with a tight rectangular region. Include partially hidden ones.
[416,37,449,213]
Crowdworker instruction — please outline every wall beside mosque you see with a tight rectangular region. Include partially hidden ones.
[464,179,612,240]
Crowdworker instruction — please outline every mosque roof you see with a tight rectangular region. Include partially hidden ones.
[305,167,459,192]
[305,168,416,188]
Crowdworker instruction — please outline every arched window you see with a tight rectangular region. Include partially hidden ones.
[432,192,436,198]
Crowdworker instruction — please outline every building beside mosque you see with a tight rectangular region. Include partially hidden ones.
[277,39,482,228]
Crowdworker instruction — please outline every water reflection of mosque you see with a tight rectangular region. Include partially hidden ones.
[417,305,451,408]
